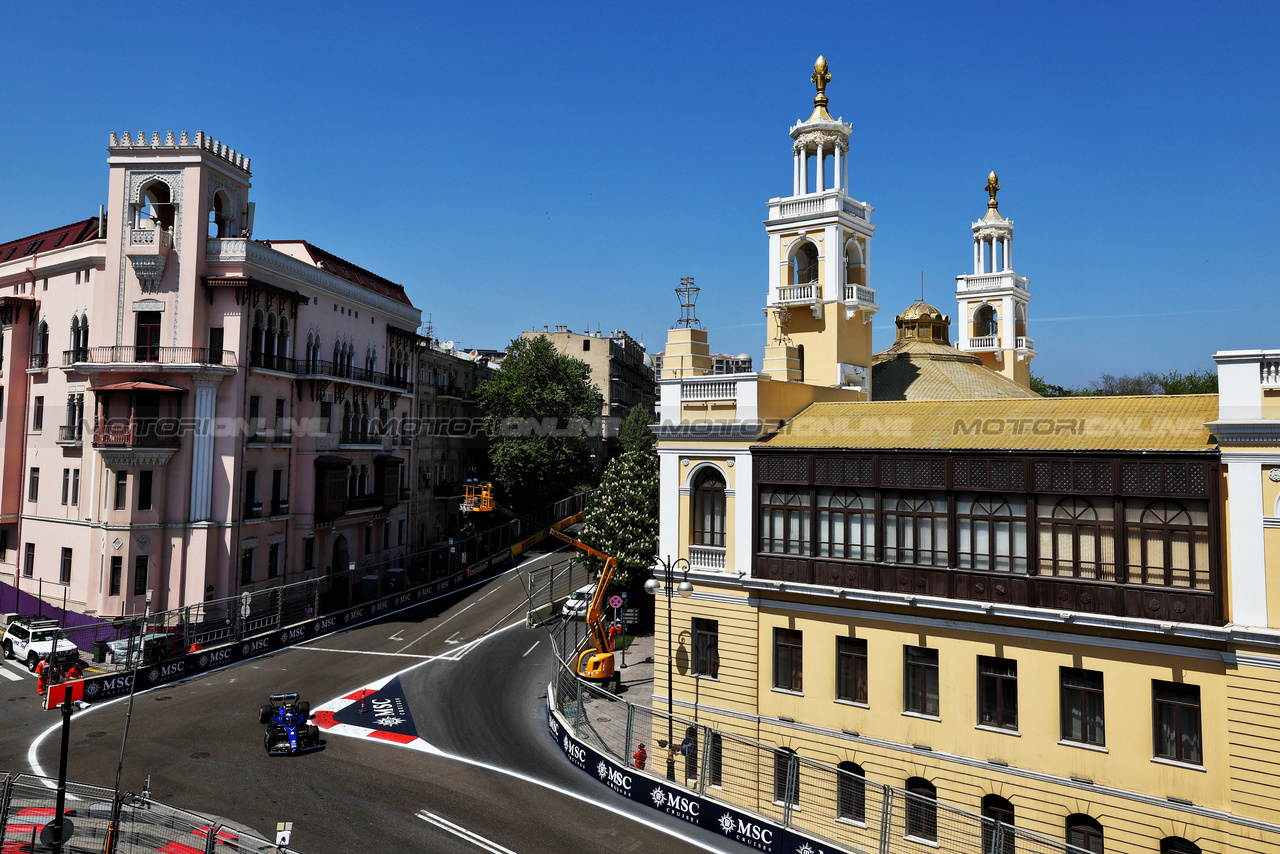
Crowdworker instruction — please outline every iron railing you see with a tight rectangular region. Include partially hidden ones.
[62,346,236,366]
[93,420,182,449]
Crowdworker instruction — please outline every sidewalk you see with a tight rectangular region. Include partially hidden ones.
[613,633,654,704]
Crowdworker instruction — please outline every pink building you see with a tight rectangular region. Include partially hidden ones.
[0,131,420,617]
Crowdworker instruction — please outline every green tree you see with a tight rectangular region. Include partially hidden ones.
[475,335,603,512]
[618,404,655,454]
[578,449,659,590]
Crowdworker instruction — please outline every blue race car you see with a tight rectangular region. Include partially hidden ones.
[258,693,322,755]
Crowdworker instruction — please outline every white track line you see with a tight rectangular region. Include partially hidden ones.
[416,810,519,854]
[396,603,474,654]
[522,642,539,658]
[295,647,436,659]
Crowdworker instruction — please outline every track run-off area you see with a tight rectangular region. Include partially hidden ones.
[3,546,739,854]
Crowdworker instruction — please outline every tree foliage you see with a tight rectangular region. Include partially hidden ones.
[578,450,659,590]
[474,335,603,512]
[1031,369,1218,398]
[618,405,655,454]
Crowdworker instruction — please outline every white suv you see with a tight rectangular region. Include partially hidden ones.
[561,583,597,619]
[1,618,80,671]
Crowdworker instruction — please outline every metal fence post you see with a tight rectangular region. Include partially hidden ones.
[313,578,321,619]
[877,787,893,854]
[574,678,585,739]
[275,586,284,630]
[0,775,12,852]
[697,724,711,794]
[782,753,799,827]
[203,822,220,854]
[623,703,635,768]
[988,820,1004,854]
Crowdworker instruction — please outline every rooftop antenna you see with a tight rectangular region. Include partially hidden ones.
[675,277,702,329]
[921,271,924,303]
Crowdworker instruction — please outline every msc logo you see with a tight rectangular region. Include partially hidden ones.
[245,638,270,654]
[717,813,773,848]
[315,617,338,633]
[157,661,185,680]
[395,593,413,607]
[562,737,586,767]
[372,600,390,614]
[206,649,232,666]
[349,608,365,620]
[596,762,631,792]
[98,675,134,692]
[280,627,307,644]
[652,787,700,820]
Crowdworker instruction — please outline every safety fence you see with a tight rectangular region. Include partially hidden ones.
[547,641,1093,854]
[7,490,595,674]
[0,772,297,854]
[525,559,595,628]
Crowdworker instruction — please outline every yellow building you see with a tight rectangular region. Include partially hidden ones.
[651,59,1280,854]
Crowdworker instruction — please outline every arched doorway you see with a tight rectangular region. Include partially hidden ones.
[331,535,350,576]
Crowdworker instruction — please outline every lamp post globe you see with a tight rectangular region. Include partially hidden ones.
[644,577,662,596]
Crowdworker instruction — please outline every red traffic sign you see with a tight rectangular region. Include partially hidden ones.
[608,595,623,609]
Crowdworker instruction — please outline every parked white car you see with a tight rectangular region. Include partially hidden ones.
[1,618,80,671]
[560,583,597,619]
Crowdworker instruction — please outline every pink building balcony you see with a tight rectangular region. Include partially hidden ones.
[93,419,182,449]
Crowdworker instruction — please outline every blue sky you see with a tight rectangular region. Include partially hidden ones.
[5,2,1276,386]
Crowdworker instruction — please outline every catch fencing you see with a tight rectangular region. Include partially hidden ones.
[547,637,1093,854]
[8,490,594,674]
[525,559,595,628]
[0,771,298,854]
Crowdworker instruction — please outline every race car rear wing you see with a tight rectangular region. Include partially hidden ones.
[269,692,300,703]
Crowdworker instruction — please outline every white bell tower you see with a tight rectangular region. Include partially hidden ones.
[761,57,878,392]
[954,172,1035,389]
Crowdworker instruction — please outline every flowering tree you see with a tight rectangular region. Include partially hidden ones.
[579,448,659,589]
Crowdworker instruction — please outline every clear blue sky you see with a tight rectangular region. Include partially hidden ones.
[5,2,1276,387]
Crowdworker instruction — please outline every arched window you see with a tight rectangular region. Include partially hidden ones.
[791,242,819,285]
[797,343,805,382]
[252,310,266,364]
[817,488,874,560]
[1126,500,1210,589]
[957,494,1027,573]
[772,747,798,805]
[36,320,49,356]
[136,180,174,231]
[904,778,936,843]
[692,468,726,547]
[1066,814,1104,853]
[342,401,352,441]
[78,315,89,358]
[981,794,1015,854]
[835,761,865,823]
[1160,838,1200,854]
[208,190,233,238]
[1037,497,1116,580]
[759,488,811,555]
[1014,302,1027,337]
[974,304,998,339]
[277,317,290,364]
[264,313,278,366]
[844,239,864,287]
[884,492,948,567]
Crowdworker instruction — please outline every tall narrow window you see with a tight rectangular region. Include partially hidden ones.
[1126,501,1211,589]
[272,469,284,514]
[691,468,726,547]
[303,538,315,575]
[1154,681,1202,765]
[138,470,154,511]
[71,469,80,506]
[904,778,937,843]
[772,747,798,805]
[978,656,1019,730]
[981,794,1015,854]
[134,311,161,361]
[268,543,280,579]
[133,555,147,596]
[59,548,72,585]
[692,618,719,678]
[759,487,811,555]
[28,468,39,502]
[245,470,258,516]
[818,488,875,559]
[1066,814,1104,854]
[61,469,70,505]
[836,762,866,823]
[1037,497,1116,581]
[208,327,224,364]
[249,396,261,438]
[884,492,948,567]
[23,543,35,577]
[114,471,127,510]
[275,398,286,437]
[957,494,1027,573]
[241,548,254,585]
[837,636,868,704]
[109,556,122,595]
[904,646,939,716]
[1061,667,1105,746]
[773,628,803,692]
[32,396,44,430]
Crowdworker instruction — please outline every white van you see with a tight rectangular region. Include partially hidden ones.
[561,584,597,619]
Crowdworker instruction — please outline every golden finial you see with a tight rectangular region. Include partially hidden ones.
[808,56,833,121]
[986,171,1001,210]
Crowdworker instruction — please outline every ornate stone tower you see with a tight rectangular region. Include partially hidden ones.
[954,172,1035,388]
[761,57,878,392]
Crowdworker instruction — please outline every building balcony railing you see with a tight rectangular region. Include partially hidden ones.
[57,425,83,446]
[93,419,182,449]
[29,353,49,370]
[433,383,470,399]
[257,354,412,390]
[346,494,384,511]
[689,545,726,571]
[968,335,998,349]
[1016,336,1035,350]
[843,284,876,304]
[769,189,869,221]
[272,500,289,516]
[63,346,236,367]
[681,379,738,402]
[244,502,264,519]
[1264,358,1280,389]
[776,283,821,304]
[956,271,1029,292]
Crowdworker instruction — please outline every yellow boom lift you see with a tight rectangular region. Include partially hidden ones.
[462,482,619,691]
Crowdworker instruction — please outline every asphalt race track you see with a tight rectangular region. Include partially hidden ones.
[2,550,738,854]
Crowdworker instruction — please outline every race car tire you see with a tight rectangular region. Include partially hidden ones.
[308,725,320,745]
[263,731,273,752]
[297,700,310,718]
[259,704,273,725]
[1,641,11,659]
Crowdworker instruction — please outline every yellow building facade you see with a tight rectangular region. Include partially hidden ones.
[651,60,1280,854]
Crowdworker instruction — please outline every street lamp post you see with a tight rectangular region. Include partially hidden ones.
[645,557,692,781]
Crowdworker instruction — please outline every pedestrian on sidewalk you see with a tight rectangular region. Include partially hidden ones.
[632,743,647,770]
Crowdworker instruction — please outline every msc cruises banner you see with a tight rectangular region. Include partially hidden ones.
[76,552,514,705]
[547,703,830,854]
